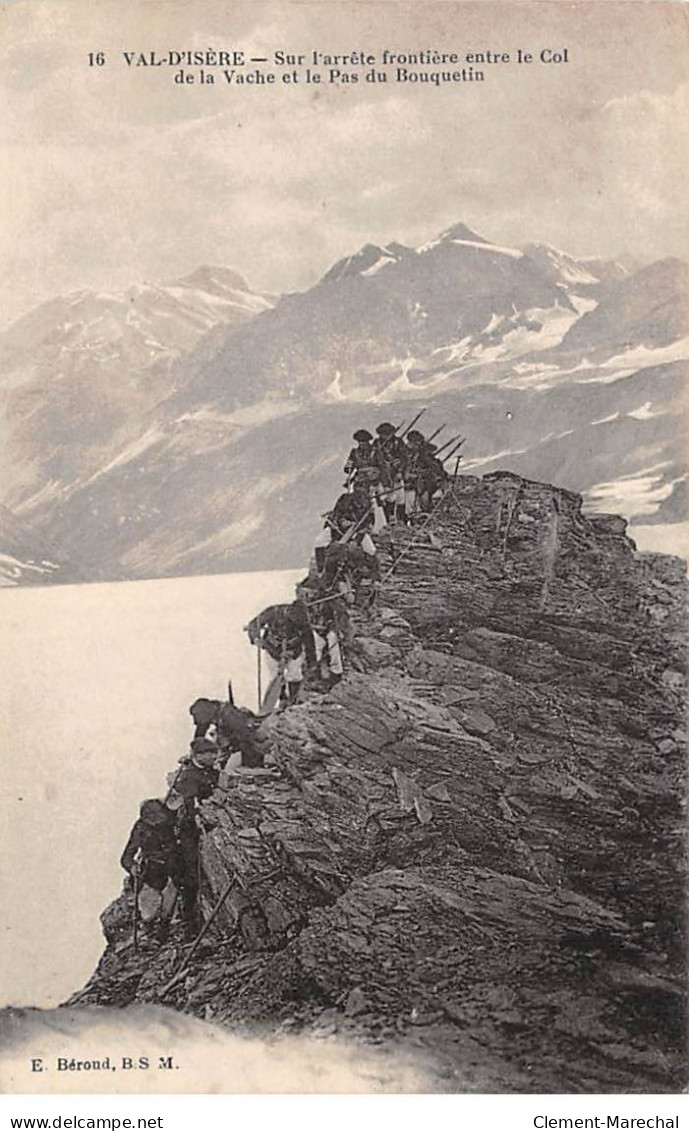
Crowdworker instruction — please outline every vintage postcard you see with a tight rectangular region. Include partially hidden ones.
[0,0,686,1098]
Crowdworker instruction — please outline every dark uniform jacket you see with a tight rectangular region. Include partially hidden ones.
[120,810,182,891]
[247,603,316,666]
[344,443,376,477]
[328,490,371,538]
[175,761,218,804]
[218,703,266,768]
[174,761,219,853]
[372,435,408,485]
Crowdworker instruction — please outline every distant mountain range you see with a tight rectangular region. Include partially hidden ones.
[0,224,686,585]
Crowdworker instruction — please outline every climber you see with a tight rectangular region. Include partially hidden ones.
[310,596,346,689]
[120,798,183,945]
[332,483,373,538]
[319,532,380,609]
[372,422,409,524]
[343,428,376,487]
[416,442,448,512]
[319,541,353,602]
[169,737,221,937]
[313,477,379,571]
[347,536,382,608]
[403,429,426,517]
[245,599,316,708]
[217,700,269,767]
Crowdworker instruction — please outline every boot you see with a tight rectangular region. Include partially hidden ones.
[396,504,408,526]
[287,680,301,706]
[383,503,395,523]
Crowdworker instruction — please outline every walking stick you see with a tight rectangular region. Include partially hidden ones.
[158,874,237,997]
[132,864,141,952]
[158,866,281,998]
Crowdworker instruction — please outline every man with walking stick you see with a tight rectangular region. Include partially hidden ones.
[120,798,183,947]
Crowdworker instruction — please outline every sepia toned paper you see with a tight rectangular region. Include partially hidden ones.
[0,0,687,1099]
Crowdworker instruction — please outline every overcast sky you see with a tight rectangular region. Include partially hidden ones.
[1,0,687,324]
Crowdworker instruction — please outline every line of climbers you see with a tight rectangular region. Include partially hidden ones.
[120,694,274,946]
[119,414,464,950]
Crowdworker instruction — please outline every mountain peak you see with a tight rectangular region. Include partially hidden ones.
[438,221,489,244]
[320,242,410,285]
[172,265,252,295]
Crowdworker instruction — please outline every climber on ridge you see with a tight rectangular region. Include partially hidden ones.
[344,428,376,487]
[309,593,346,689]
[189,691,268,767]
[246,599,316,708]
[120,798,183,945]
[372,421,409,525]
[168,736,221,937]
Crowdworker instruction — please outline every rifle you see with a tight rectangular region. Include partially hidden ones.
[307,591,343,610]
[442,438,466,463]
[426,424,446,444]
[398,407,426,439]
[340,500,375,545]
[435,433,463,457]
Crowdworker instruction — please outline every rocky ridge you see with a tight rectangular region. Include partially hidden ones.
[74,471,687,1093]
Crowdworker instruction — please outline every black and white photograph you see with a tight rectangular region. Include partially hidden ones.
[0,0,686,1099]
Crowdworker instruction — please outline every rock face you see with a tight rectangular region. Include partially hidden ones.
[74,471,687,1093]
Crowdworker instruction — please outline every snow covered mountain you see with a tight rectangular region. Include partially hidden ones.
[1,224,686,582]
[0,267,274,512]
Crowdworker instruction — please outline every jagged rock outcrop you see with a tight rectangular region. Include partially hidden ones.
[73,471,687,1093]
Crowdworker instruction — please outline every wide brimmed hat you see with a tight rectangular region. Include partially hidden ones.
[353,429,373,442]
[376,422,396,436]
[407,430,425,443]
